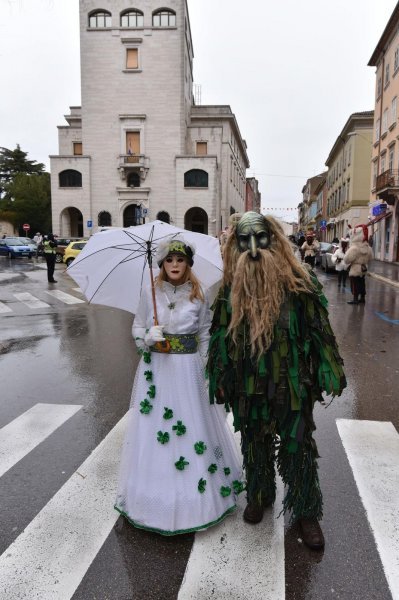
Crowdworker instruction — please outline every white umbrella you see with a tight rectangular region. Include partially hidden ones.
[66,221,223,314]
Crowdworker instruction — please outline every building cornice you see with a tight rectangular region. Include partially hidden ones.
[368,1,399,66]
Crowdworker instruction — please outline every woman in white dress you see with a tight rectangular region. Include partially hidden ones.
[115,236,243,535]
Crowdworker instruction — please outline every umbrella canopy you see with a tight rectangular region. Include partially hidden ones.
[67,221,223,314]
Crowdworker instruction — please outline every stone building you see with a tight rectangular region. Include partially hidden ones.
[50,0,250,238]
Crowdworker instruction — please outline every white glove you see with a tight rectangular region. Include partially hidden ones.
[144,325,165,346]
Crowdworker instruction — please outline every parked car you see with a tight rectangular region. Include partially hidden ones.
[0,237,33,259]
[18,237,39,254]
[63,240,87,267]
[321,243,339,272]
[55,237,84,263]
[315,242,332,267]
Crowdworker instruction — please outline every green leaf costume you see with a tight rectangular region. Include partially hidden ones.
[208,277,346,522]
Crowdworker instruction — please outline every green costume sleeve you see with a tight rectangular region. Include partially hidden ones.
[207,286,233,405]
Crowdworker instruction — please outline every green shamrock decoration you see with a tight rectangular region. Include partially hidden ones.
[175,456,189,471]
[140,399,153,414]
[144,370,153,382]
[232,480,245,494]
[208,464,218,474]
[224,467,231,476]
[157,431,170,445]
[198,478,207,493]
[163,407,174,420]
[172,421,187,436]
[147,385,156,399]
[194,441,207,455]
[143,351,151,364]
[220,486,231,498]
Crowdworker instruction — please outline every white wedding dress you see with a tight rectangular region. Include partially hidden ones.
[115,281,242,535]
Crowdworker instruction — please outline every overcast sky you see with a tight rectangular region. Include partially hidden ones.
[1,0,397,221]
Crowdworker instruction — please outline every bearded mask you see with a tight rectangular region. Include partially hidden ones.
[236,212,271,259]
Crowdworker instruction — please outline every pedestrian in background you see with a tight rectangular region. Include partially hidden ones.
[43,233,58,283]
[301,232,320,268]
[344,225,373,305]
[33,232,43,259]
[332,238,349,288]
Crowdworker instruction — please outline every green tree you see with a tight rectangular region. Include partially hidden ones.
[0,172,52,235]
[0,145,45,199]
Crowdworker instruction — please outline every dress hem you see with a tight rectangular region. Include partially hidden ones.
[114,504,237,536]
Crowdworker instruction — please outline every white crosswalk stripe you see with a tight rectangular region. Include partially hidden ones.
[0,414,127,600]
[45,290,85,304]
[0,403,82,479]
[0,302,12,313]
[13,292,50,309]
[0,290,87,313]
[337,419,399,600]
[0,412,397,599]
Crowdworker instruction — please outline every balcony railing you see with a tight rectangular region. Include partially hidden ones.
[376,169,399,192]
[120,154,145,166]
[375,169,398,205]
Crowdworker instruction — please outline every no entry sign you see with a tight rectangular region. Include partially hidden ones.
[22,224,30,231]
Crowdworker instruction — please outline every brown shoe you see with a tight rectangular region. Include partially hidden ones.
[298,518,325,550]
[243,502,265,524]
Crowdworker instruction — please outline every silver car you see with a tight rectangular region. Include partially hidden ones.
[321,243,339,273]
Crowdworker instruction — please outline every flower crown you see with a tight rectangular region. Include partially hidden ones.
[156,236,195,267]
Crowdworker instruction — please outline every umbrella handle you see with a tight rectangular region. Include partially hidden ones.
[149,262,171,353]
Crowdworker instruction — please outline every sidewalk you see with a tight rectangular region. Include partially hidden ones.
[368,259,399,288]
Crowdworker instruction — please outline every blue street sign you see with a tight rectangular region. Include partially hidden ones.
[87,220,93,228]
[320,219,327,227]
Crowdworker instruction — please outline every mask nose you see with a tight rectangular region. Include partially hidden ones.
[249,234,258,258]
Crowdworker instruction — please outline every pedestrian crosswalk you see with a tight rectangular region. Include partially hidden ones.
[0,288,86,314]
[0,410,398,599]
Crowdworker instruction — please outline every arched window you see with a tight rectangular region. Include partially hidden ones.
[152,9,176,27]
[59,170,82,188]
[127,172,141,187]
[98,211,112,227]
[120,9,144,27]
[157,211,170,224]
[184,169,208,188]
[88,10,112,28]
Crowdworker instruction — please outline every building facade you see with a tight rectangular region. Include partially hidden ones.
[50,0,250,238]
[298,172,327,236]
[245,177,261,212]
[368,2,399,262]
[324,112,374,242]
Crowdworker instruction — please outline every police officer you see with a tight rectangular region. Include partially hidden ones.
[43,233,58,283]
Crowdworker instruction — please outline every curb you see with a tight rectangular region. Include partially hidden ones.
[368,272,399,289]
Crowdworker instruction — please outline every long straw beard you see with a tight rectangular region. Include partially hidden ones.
[229,250,287,358]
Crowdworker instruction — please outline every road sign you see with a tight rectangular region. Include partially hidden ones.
[87,220,93,228]
[142,208,148,216]
[22,224,30,231]
[320,220,327,227]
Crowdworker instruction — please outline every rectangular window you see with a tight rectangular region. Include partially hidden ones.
[375,118,380,141]
[196,142,207,156]
[126,48,138,69]
[381,154,386,174]
[346,179,350,201]
[395,47,399,72]
[373,161,378,188]
[126,132,140,161]
[377,77,382,98]
[73,142,82,156]
[392,96,397,124]
[383,108,389,133]
[389,147,394,172]
[348,144,352,166]
[385,62,390,84]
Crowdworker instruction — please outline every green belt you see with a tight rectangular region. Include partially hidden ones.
[152,333,199,354]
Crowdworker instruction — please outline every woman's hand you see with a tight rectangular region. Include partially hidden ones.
[144,325,165,346]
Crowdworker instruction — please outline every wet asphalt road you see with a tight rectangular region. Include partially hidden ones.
[0,256,398,600]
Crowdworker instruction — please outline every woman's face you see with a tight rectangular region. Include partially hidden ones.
[163,254,188,285]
